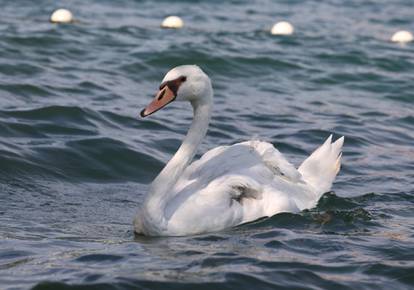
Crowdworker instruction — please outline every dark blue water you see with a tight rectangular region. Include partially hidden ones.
[1,0,413,289]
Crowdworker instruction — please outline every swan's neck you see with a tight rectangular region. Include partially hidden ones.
[143,97,212,232]
[153,101,211,192]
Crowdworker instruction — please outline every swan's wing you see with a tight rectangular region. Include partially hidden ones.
[243,140,303,183]
[167,140,304,218]
[164,140,312,235]
[169,142,270,215]
[179,140,303,187]
[166,173,265,235]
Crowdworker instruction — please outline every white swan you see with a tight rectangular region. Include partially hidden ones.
[134,65,344,236]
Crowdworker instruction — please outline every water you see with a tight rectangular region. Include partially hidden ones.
[0,0,413,289]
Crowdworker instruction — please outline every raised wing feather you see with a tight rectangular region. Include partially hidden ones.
[165,141,304,223]
[180,140,302,187]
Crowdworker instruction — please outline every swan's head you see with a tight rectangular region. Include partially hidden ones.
[140,65,212,117]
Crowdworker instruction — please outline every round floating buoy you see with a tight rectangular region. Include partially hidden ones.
[161,16,184,29]
[50,9,73,23]
[270,21,294,35]
[391,30,413,43]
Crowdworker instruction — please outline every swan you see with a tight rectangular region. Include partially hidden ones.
[134,65,344,236]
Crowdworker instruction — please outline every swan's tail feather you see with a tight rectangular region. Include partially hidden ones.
[298,135,344,196]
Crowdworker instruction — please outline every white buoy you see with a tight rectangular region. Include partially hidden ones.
[270,21,294,35]
[161,16,184,29]
[50,9,73,23]
[391,30,413,43]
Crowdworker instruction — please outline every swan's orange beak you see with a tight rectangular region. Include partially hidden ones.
[140,86,176,118]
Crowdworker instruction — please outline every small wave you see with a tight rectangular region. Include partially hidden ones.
[0,83,52,98]
[27,137,164,183]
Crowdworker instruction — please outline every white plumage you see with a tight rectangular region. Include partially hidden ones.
[134,65,344,236]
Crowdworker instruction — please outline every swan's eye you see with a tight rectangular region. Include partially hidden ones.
[159,82,167,90]
[157,76,187,97]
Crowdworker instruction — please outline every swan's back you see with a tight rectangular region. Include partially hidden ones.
[158,136,343,235]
